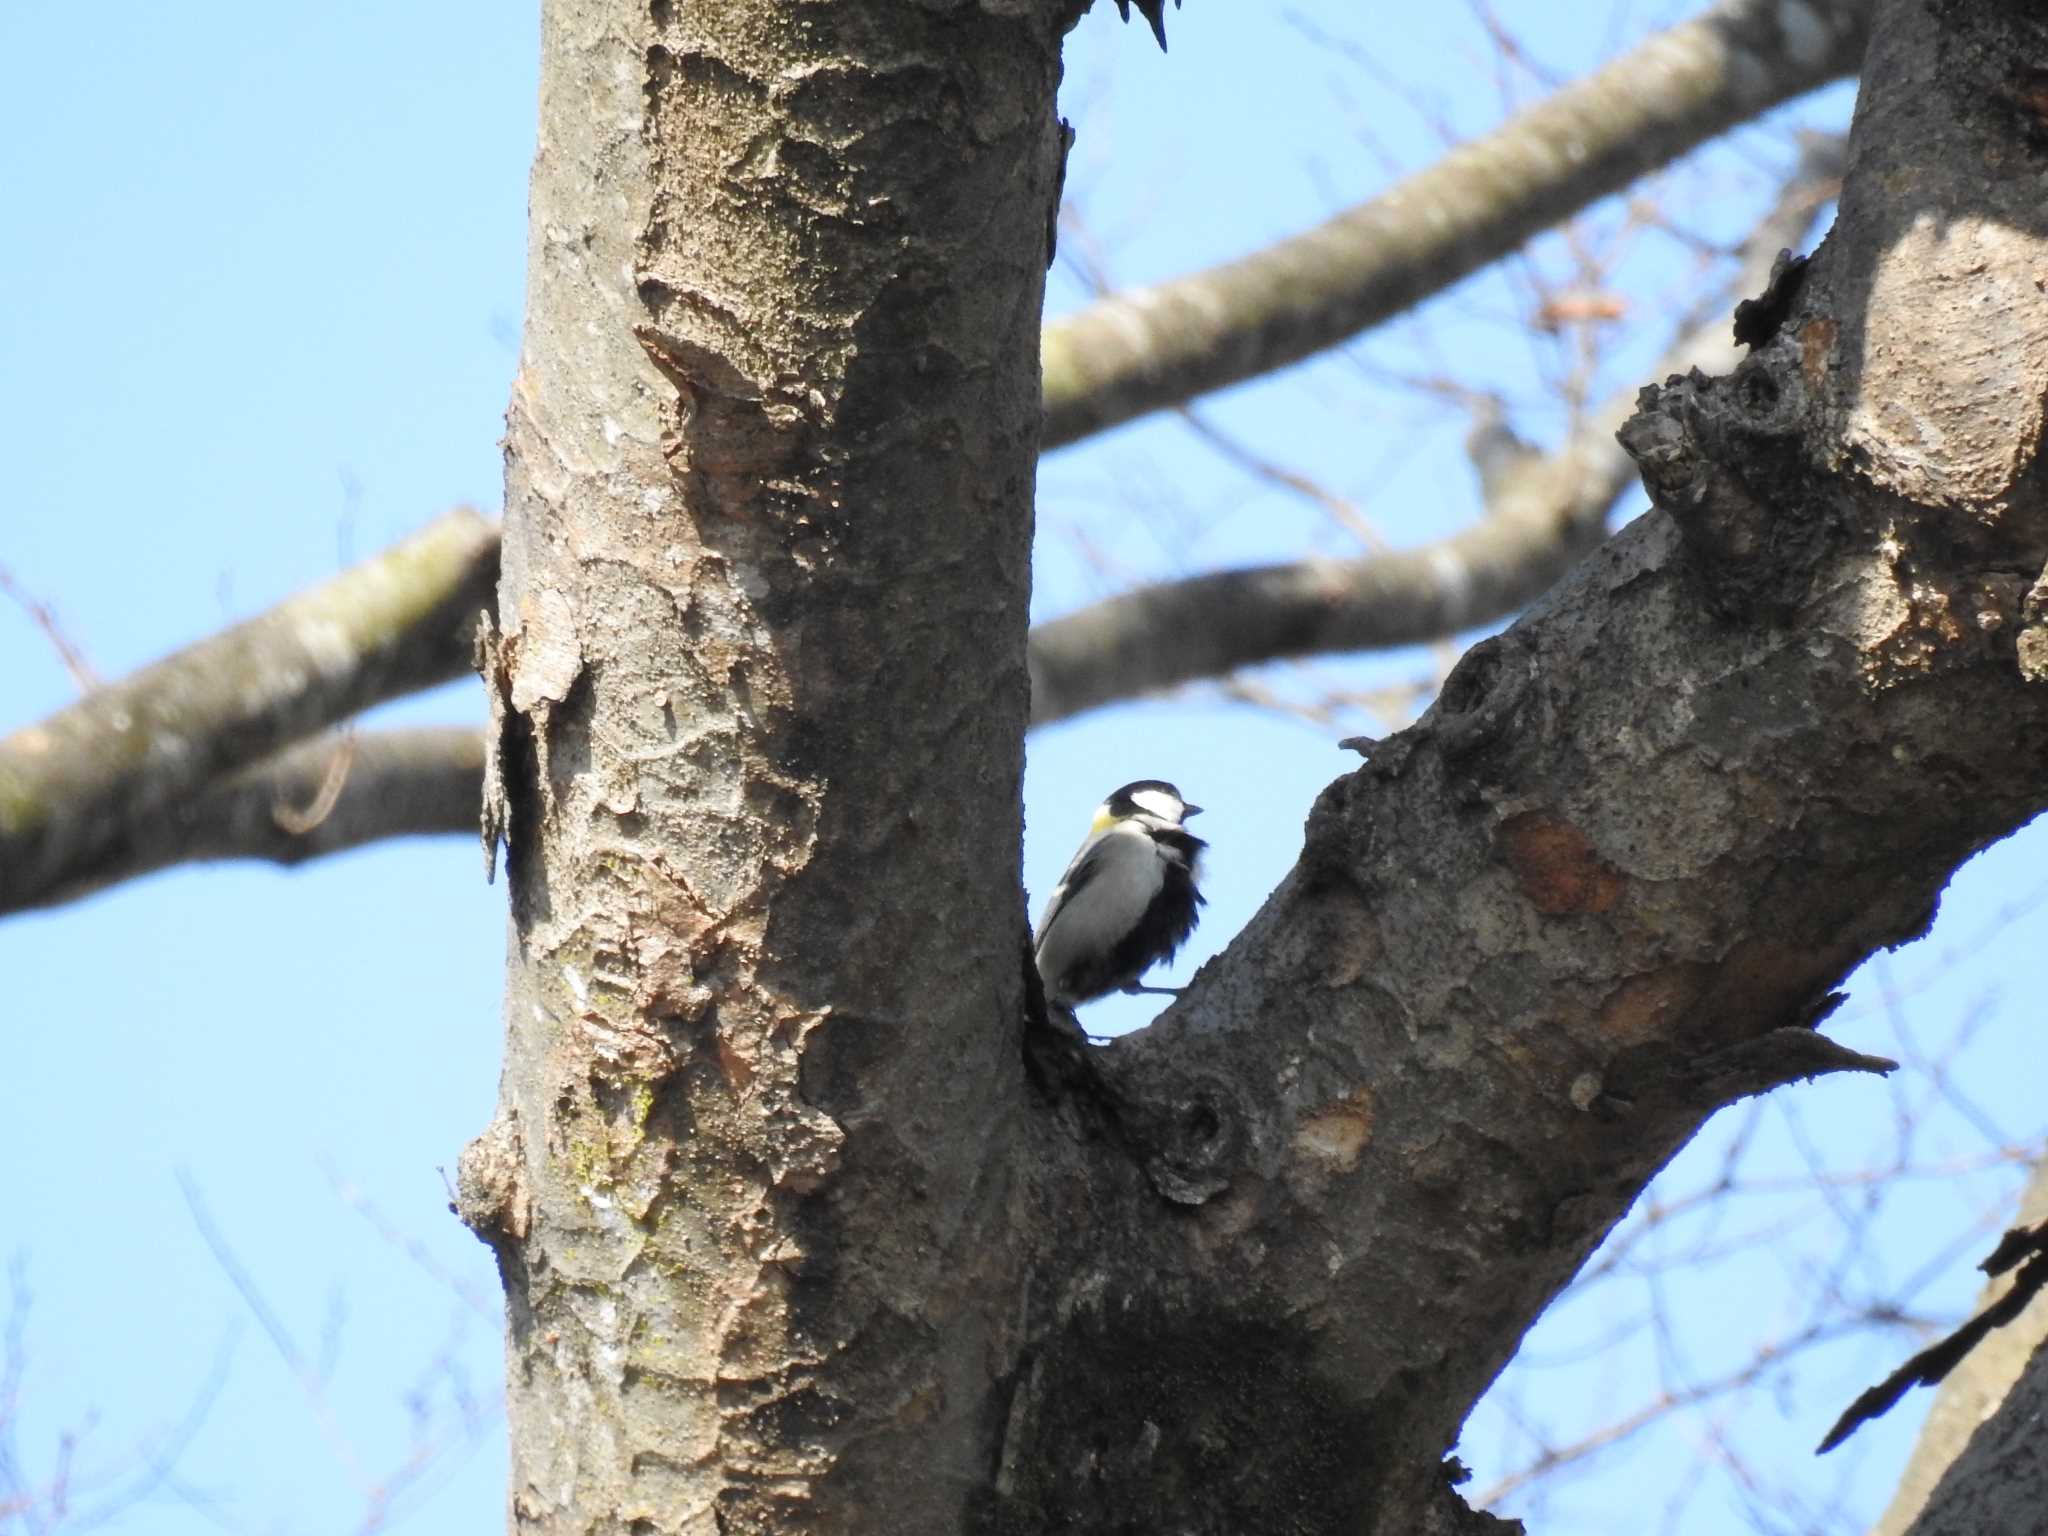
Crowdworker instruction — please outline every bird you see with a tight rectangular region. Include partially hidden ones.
[1033,780,1206,1009]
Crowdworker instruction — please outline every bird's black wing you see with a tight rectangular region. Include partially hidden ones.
[1033,836,1111,948]
[1099,838,1202,987]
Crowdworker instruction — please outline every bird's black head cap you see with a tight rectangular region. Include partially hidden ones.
[1105,780,1195,820]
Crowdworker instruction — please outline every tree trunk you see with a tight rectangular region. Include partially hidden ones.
[458,1,1069,1529]
[460,1,2048,1532]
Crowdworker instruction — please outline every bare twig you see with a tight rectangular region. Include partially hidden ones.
[1870,1168,2048,1533]
[176,1173,498,1535]
[324,1167,498,1324]
[1819,1219,2048,1454]
[0,567,100,693]
[0,1255,241,1534]
[177,1173,372,1492]
[1172,407,1393,553]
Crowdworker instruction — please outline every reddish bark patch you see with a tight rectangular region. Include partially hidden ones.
[1498,813,1623,915]
[1597,966,1706,1046]
[1799,315,1838,391]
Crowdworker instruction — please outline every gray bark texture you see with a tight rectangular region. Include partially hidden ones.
[453,0,2048,1532]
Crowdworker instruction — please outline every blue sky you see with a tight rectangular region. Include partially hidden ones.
[2,5,2040,1533]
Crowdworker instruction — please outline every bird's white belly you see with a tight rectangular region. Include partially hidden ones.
[1035,827,1166,984]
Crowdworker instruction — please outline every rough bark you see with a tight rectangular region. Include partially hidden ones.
[448,0,2048,1533]
[1038,0,1873,447]
[1064,5,2048,1528]
[455,2,1064,1530]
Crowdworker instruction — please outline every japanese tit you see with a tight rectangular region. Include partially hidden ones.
[1033,780,1206,1008]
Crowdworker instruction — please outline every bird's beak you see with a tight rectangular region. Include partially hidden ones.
[1181,803,1203,819]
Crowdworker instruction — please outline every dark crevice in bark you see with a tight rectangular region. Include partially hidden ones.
[975,1304,1389,1536]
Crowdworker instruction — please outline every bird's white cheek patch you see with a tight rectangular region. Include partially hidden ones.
[1131,788,1181,821]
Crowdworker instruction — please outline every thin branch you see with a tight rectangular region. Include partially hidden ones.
[1888,1265,2048,1534]
[1028,456,1609,726]
[1819,1220,2048,1454]
[1039,0,1872,447]
[0,566,99,691]
[177,1172,371,1492]
[1477,1316,1906,1509]
[1172,406,1393,553]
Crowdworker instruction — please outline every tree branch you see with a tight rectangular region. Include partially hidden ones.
[22,727,486,910]
[1895,1201,2048,1535]
[0,509,495,912]
[1030,132,1847,726]
[1005,4,2048,1524]
[1039,0,1872,448]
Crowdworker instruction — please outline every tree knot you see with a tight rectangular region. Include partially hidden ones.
[1618,362,1829,621]
[455,1109,531,1248]
[1123,1072,1245,1207]
[1432,634,1535,802]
